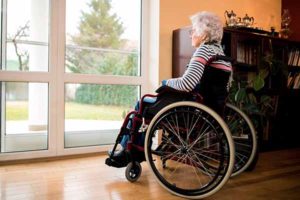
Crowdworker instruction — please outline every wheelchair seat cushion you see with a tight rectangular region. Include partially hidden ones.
[143,86,195,118]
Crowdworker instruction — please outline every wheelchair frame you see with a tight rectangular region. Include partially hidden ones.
[106,87,257,199]
[106,55,258,199]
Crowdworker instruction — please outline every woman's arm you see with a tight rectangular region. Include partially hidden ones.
[166,45,210,92]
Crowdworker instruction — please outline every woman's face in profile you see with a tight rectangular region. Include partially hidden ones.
[189,28,206,48]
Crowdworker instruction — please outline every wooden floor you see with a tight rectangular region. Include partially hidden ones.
[1,148,300,200]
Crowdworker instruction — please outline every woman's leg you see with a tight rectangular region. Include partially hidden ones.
[120,134,130,149]
[110,97,157,157]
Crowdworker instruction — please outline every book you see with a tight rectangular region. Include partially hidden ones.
[293,73,300,89]
[289,49,295,66]
[287,72,293,88]
[293,50,299,66]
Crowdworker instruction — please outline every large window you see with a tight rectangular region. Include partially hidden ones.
[0,0,146,160]
[64,0,142,148]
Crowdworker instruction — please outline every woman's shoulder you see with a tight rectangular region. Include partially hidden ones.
[193,43,214,56]
[193,43,225,60]
[196,43,220,52]
[194,44,209,53]
[201,43,224,54]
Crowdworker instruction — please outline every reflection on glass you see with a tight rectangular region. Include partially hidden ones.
[64,83,139,148]
[1,82,48,152]
[4,0,49,71]
[65,0,141,76]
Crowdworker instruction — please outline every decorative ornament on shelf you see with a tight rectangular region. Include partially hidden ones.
[224,10,237,27]
[242,14,254,27]
[280,9,292,39]
[224,10,255,28]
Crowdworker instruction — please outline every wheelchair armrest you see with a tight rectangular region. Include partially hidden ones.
[155,85,189,95]
[155,85,203,103]
[155,85,169,93]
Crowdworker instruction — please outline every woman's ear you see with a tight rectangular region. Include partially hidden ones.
[201,34,208,42]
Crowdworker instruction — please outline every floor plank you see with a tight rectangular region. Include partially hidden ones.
[0,148,300,200]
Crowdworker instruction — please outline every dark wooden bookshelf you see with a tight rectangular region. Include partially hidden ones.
[172,27,300,151]
[233,62,257,72]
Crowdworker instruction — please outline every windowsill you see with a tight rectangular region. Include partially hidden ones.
[2,129,118,153]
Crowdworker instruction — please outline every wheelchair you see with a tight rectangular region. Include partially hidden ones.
[105,57,257,199]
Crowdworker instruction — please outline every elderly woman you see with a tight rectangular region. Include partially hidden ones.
[108,11,232,161]
[165,11,232,114]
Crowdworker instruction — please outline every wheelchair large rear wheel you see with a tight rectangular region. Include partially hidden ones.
[145,101,235,199]
[224,103,257,177]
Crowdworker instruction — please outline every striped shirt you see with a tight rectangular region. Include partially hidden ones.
[166,43,232,92]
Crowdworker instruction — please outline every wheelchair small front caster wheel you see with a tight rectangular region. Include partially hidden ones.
[125,161,142,182]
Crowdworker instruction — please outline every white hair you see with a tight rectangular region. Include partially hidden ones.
[190,11,223,43]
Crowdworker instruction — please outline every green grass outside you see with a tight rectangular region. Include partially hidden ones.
[6,101,28,120]
[6,101,131,121]
[65,102,130,120]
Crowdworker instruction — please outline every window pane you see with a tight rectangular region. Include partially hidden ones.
[3,0,49,71]
[6,42,48,71]
[64,83,139,148]
[65,0,141,76]
[1,82,48,152]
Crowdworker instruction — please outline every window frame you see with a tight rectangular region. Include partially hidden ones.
[0,0,152,161]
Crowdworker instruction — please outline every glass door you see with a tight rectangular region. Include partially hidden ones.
[0,0,147,160]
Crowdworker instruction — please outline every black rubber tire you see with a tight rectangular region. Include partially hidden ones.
[125,161,142,182]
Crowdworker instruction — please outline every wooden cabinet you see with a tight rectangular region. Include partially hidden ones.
[172,27,300,150]
[172,28,194,78]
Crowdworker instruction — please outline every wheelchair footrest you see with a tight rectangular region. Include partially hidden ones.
[105,157,129,168]
[105,150,131,168]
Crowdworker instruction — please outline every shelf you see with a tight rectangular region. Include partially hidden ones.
[286,88,300,93]
[288,66,300,73]
[225,26,271,35]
